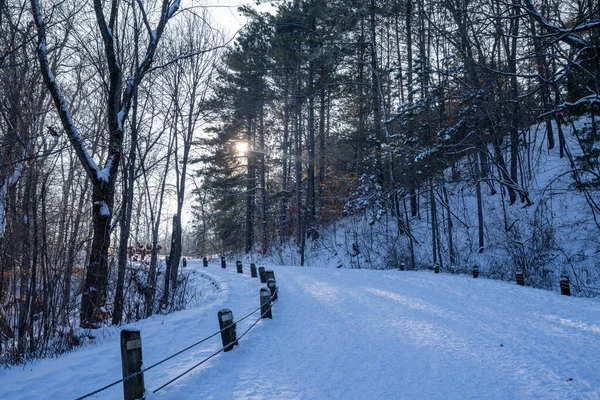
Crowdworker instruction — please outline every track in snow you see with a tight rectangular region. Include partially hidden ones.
[166,265,599,400]
[0,262,598,399]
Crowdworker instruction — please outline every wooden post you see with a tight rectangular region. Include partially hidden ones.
[260,288,272,319]
[399,262,405,271]
[236,260,243,274]
[472,265,479,278]
[221,256,226,269]
[516,270,525,286]
[265,270,275,282]
[560,275,571,296]
[217,308,237,352]
[433,263,440,274]
[267,278,277,301]
[250,263,257,278]
[203,257,208,267]
[120,329,144,400]
[258,267,266,283]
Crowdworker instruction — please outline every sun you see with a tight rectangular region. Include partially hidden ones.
[235,141,249,155]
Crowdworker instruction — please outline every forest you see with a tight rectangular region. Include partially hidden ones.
[0,0,599,364]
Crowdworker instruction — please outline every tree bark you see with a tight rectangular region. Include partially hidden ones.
[259,103,268,253]
[280,83,290,246]
[245,118,255,254]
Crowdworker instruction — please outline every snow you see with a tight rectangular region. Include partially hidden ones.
[0,155,27,239]
[98,155,116,182]
[556,94,600,112]
[94,201,110,216]
[57,326,72,335]
[1,261,598,399]
[167,0,181,18]
[116,109,125,132]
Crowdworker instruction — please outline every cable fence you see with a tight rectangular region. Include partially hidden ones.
[152,297,277,394]
[73,263,279,400]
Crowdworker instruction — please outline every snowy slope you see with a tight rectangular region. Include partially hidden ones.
[259,117,600,296]
[1,261,598,399]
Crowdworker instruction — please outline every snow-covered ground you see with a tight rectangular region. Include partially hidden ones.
[1,260,599,399]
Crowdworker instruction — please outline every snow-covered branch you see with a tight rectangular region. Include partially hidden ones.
[520,0,596,49]
[539,94,600,118]
[134,0,156,42]
[30,0,103,183]
[167,0,181,19]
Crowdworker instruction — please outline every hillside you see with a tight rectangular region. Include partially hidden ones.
[253,117,600,297]
[1,261,598,399]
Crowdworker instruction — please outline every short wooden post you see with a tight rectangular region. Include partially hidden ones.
[560,275,571,296]
[260,288,272,319]
[120,329,144,400]
[267,278,278,301]
[218,308,237,352]
[258,267,266,283]
[399,262,405,271]
[203,257,208,267]
[250,263,257,278]
[265,270,275,282]
[236,260,243,274]
[472,265,479,278]
[516,270,525,286]
[221,256,226,269]
[433,263,440,274]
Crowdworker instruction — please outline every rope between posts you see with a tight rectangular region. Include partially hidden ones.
[237,296,277,342]
[152,292,278,394]
[73,291,276,400]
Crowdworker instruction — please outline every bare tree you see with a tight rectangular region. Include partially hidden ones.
[161,11,220,306]
[31,0,183,327]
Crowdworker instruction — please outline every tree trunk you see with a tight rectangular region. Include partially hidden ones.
[475,155,485,253]
[356,19,366,175]
[80,182,114,328]
[245,118,255,254]
[28,167,40,353]
[317,79,327,218]
[403,199,416,269]
[507,5,520,203]
[529,14,555,150]
[430,183,437,266]
[442,185,455,265]
[112,93,138,325]
[18,169,33,355]
[62,178,87,322]
[144,133,173,317]
[280,84,290,246]
[167,213,182,303]
[259,103,268,253]
[406,0,419,218]
[306,62,316,237]
[370,0,384,182]
[294,72,304,263]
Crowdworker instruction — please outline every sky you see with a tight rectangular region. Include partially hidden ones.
[205,0,276,40]
[177,1,276,229]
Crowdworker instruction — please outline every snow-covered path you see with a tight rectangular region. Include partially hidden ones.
[1,262,599,399]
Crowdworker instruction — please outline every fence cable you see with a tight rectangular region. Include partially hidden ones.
[152,293,278,394]
[73,290,277,400]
